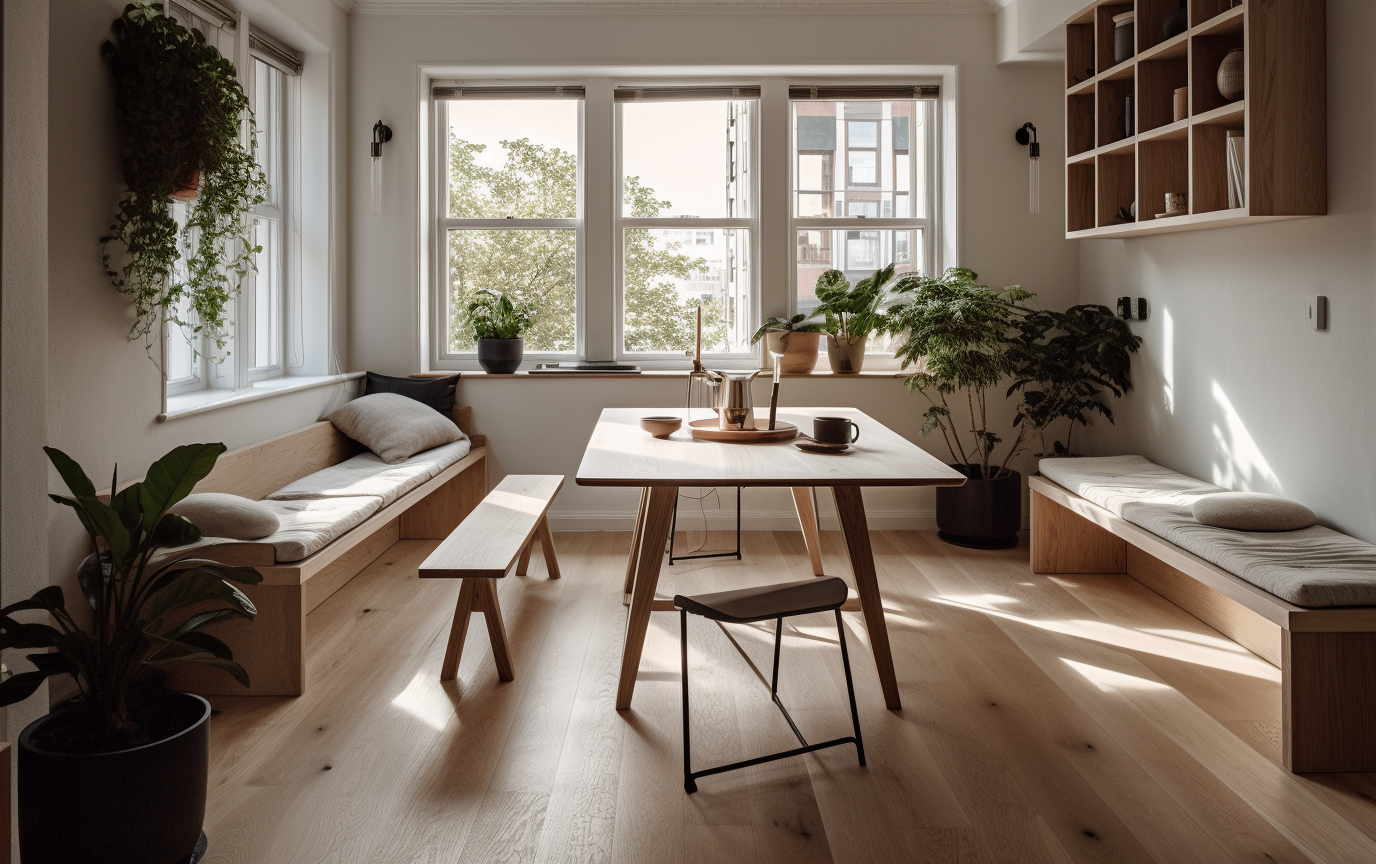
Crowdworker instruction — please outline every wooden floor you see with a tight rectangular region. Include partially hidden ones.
[202,529,1376,864]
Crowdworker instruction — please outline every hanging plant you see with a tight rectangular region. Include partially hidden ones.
[100,2,266,363]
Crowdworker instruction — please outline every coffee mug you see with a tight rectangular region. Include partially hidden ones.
[814,416,860,444]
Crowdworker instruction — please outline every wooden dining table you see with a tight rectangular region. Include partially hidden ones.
[575,406,966,711]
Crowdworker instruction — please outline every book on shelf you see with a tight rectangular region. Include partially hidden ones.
[1227,130,1246,210]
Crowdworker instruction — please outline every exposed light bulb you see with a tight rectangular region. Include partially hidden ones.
[1029,152,1040,215]
[371,154,382,216]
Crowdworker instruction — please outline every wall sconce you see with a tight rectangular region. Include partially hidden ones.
[371,121,393,216]
[1015,122,1040,215]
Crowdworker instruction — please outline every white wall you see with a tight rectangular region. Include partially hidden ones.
[349,10,1079,525]
[1078,0,1376,543]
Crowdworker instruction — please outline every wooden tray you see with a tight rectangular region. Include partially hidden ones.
[688,418,798,443]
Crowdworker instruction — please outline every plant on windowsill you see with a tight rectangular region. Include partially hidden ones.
[100,2,267,367]
[813,264,898,374]
[2,444,262,863]
[1006,303,1141,458]
[466,288,539,374]
[750,312,825,374]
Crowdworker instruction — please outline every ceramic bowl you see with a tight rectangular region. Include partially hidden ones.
[640,416,683,438]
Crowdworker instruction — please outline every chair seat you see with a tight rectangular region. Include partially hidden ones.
[674,577,849,624]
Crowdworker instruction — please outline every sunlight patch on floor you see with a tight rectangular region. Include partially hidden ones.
[1062,658,1172,693]
[391,671,454,732]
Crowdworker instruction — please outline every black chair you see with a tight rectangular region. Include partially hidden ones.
[674,577,866,794]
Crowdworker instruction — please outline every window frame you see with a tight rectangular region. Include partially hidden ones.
[241,57,288,384]
[431,94,587,366]
[613,92,761,366]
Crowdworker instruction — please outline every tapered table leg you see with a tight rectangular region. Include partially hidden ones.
[831,485,901,709]
[617,485,678,710]
[624,487,650,605]
[791,486,825,576]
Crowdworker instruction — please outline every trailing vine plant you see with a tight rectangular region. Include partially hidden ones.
[100,2,266,364]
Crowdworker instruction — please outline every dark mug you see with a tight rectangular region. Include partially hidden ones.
[813,416,860,445]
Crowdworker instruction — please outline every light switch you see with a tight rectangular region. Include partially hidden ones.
[1307,295,1328,330]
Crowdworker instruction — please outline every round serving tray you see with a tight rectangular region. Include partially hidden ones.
[688,418,798,443]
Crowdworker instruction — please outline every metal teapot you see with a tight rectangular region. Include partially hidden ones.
[705,369,761,430]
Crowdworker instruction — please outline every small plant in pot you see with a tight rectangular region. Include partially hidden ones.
[814,264,897,374]
[1,444,262,864]
[466,288,539,374]
[750,312,825,374]
[889,268,1034,549]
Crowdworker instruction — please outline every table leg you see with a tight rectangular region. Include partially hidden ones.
[623,487,650,605]
[617,485,678,711]
[791,486,825,576]
[831,485,902,710]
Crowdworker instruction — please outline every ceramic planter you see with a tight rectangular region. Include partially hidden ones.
[825,334,869,374]
[935,465,1021,549]
[170,169,201,202]
[19,691,211,864]
[764,330,821,374]
[476,337,524,374]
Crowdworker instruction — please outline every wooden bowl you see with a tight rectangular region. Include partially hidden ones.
[640,416,682,438]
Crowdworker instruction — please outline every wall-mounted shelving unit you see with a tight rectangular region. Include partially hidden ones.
[1062,0,1326,239]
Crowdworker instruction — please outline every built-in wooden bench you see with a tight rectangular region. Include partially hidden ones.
[1030,474,1376,773]
[419,474,563,688]
[148,406,489,697]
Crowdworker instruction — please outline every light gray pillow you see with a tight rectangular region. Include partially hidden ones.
[326,392,463,464]
[169,493,281,540]
[1191,492,1317,532]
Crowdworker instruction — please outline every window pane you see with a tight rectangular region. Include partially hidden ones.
[448,100,579,219]
[621,100,753,218]
[624,228,750,354]
[166,296,197,383]
[253,60,281,207]
[252,216,281,370]
[447,229,576,353]
[795,228,923,315]
[792,99,930,217]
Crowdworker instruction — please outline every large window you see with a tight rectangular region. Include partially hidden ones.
[617,89,757,356]
[436,89,582,359]
[791,89,937,340]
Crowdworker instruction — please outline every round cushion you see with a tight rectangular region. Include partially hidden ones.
[169,492,281,540]
[1191,492,1316,532]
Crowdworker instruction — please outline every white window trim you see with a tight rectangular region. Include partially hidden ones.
[422,67,958,374]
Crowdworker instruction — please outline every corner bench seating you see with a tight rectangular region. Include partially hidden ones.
[1030,457,1376,772]
[160,405,488,697]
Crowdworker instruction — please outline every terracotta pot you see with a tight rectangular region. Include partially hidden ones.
[764,330,821,374]
[1217,48,1244,102]
[170,169,201,202]
[825,334,868,374]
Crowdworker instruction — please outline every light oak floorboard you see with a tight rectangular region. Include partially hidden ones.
[202,531,1376,864]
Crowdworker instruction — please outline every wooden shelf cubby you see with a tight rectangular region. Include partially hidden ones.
[1060,0,1326,239]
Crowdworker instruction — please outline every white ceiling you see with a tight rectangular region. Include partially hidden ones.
[349,0,1002,15]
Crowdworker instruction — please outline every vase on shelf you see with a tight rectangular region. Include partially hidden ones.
[1163,0,1187,38]
[1217,49,1245,102]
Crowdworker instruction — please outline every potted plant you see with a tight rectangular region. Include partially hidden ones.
[813,264,897,374]
[100,3,267,365]
[750,312,825,374]
[466,288,538,374]
[1007,304,1142,457]
[1,444,262,864]
[889,268,1035,549]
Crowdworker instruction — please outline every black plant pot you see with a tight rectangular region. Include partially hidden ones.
[19,691,211,864]
[477,337,524,374]
[935,465,1022,550]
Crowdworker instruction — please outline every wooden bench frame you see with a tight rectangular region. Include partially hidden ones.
[157,406,488,697]
[1030,474,1376,772]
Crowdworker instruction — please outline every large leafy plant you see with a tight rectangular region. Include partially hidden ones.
[466,288,539,340]
[813,264,897,342]
[889,268,1034,480]
[100,3,266,364]
[1007,304,1142,457]
[0,444,261,751]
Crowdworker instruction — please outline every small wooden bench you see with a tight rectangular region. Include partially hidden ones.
[1030,474,1376,773]
[419,474,564,685]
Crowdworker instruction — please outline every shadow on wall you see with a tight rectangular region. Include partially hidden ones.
[1209,380,1283,495]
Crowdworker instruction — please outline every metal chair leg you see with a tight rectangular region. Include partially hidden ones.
[835,609,866,767]
[681,610,696,793]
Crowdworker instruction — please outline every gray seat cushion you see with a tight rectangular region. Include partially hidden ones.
[265,440,472,507]
[1040,456,1376,608]
[257,496,384,562]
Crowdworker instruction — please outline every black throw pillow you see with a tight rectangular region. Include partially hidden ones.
[363,371,459,415]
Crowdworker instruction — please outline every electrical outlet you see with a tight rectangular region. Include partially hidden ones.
[1307,295,1328,330]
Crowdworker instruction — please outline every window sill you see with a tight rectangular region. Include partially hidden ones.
[454,369,908,380]
[159,372,365,422]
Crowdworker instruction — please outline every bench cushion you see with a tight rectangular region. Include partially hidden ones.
[264,439,472,507]
[257,496,384,562]
[1040,456,1376,608]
